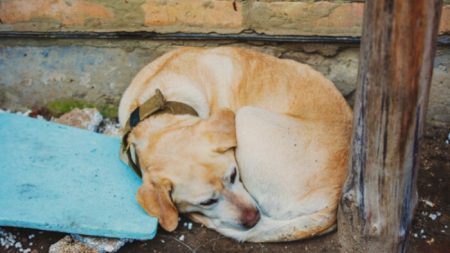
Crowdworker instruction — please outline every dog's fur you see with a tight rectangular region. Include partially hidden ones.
[118,47,352,242]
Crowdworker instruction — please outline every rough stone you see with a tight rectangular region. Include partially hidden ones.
[48,236,98,253]
[54,108,103,131]
[71,235,129,253]
[281,47,360,97]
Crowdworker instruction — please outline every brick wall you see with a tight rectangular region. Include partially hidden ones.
[0,0,449,36]
[0,0,449,124]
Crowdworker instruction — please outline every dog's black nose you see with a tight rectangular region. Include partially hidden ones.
[241,208,260,229]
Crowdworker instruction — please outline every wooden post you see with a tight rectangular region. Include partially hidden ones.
[338,0,442,252]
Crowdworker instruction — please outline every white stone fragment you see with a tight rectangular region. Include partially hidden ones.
[179,235,185,241]
[15,242,22,248]
[187,222,193,230]
[429,213,437,220]
[102,122,121,137]
[420,199,435,207]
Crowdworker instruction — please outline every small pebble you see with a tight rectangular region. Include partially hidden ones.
[187,222,193,230]
[160,239,165,244]
[179,235,185,241]
[429,213,437,220]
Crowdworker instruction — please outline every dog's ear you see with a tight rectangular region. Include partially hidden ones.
[136,174,179,231]
[205,109,237,152]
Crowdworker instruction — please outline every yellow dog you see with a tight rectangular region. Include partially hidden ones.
[118,47,352,242]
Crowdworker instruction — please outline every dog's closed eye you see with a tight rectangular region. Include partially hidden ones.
[230,167,237,184]
[200,198,218,206]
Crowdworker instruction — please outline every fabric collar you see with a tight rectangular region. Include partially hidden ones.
[121,89,198,177]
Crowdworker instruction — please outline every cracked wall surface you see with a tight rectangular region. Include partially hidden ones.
[1,40,448,124]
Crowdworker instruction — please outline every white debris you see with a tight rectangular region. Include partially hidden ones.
[101,121,121,137]
[429,213,437,220]
[179,235,185,241]
[187,222,193,230]
[420,199,435,207]
[420,229,425,234]
[183,222,188,228]
[28,234,35,239]
[445,225,448,229]
[54,108,103,132]
[0,229,31,252]
[15,242,22,248]
[436,211,442,216]
[160,239,165,244]
[413,233,418,238]
[15,110,32,116]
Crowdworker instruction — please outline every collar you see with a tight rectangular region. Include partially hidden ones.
[121,89,198,177]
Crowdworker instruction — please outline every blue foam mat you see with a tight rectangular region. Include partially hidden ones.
[0,113,157,240]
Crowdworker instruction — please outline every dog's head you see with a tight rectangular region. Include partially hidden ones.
[128,109,260,232]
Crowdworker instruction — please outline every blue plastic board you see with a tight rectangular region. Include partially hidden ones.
[0,113,157,240]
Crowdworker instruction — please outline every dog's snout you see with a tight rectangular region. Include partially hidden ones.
[241,208,260,229]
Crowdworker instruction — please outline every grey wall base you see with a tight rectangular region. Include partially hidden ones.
[1,39,448,124]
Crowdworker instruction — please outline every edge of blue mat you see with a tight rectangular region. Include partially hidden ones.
[0,113,158,240]
[0,219,157,240]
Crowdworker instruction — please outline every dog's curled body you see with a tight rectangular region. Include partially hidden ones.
[119,47,352,242]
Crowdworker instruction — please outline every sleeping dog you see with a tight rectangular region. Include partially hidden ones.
[118,47,352,242]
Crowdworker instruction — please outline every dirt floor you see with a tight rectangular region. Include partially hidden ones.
[0,113,448,253]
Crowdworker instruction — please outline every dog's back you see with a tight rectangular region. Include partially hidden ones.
[118,47,353,242]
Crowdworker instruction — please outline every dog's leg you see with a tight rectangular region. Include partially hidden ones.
[209,206,336,242]
[231,106,341,241]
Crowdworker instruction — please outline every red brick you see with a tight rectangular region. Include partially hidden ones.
[141,0,243,33]
[0,0,113,26]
